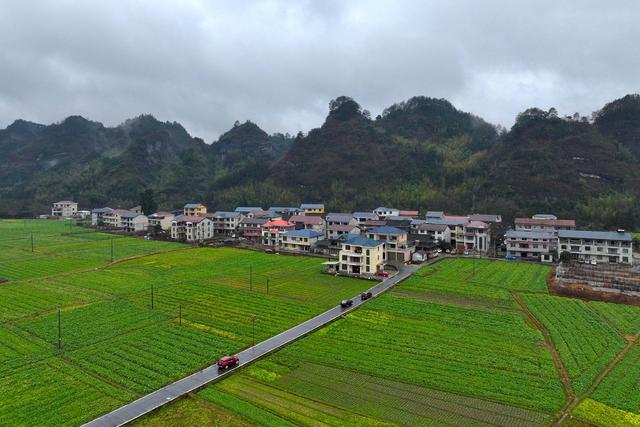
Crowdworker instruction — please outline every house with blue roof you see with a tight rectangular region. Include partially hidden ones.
[368,226,412,266]
[338,235,386,277]
[280,229,324,253]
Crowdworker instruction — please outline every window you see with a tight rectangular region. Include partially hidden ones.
[585,246,591,251]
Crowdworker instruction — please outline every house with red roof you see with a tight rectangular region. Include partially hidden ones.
[261,220,294,249]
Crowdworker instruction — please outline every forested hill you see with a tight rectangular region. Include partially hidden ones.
[1,94,639,229]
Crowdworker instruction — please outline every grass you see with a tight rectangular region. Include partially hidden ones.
[0,219,371,426]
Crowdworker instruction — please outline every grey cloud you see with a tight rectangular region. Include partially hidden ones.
[0,0,638,141]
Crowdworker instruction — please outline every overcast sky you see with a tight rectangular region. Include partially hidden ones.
[0,1,638,141]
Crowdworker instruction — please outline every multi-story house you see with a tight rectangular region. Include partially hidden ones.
[352,212,379,224]
[234,207,263,216]
[367,226,412,265]
[103,209,129,229]
[148,212,175,231]
[280,229,323,253]
[121,212,149,233]
[416,223,451,243]
[327,224,361,239]
[289,215,326,233]
[262,220,295,249]
[129,205,143,214]
[51,201,78,218]
[238,217,268,242]
[558,230,633,264]
[171,215,214,242]
[91,207,113,226]
[373,207,400,218]
[325,213,357,227]
[183,203,207,217]
[505,230,554,262]
[338,236,386,277]
[208,211,241,236]
[300,203,325,216]
[462,221,491,253]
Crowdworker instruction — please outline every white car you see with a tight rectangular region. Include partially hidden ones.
[590,260,597,265]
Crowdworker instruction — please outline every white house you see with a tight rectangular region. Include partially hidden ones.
[51,201,78,218]
[279,229,323,253]
[171,215,214,242]
[505,229,554,262]
[558,230,633,264]
[208,211,242,236]
[91,207,114,226]
[338,236,386,277]
[120,212,149,233]
[148,212,175,231]
[373,207,400,218]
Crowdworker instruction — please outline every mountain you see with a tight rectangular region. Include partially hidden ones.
[1,95,639,229]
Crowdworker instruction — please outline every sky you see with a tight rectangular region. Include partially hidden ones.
[0,0,638,141]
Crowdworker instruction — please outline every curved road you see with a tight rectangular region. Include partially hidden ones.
[82,264,421,427]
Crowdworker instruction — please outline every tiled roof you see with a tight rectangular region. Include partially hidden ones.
[300,203,324,209]
[375,207,398,212]
[329,224,359,232]
[289,215,324,225]
[505,230,555,239]
[344,236,384,248]
[466,220,489,229]
[120,211,144,219]
[235,207,263,213]
[469,214,502,223]
[558,230,632,241]
[264,220,292,227]
[426,211,444,218]
[398,210,419,217]
[515,218,576,227]
[352,212,378,220]
[283,229,323,238]
[173,215,209,223]
[326,213,354,223]
[240,217,268,225]
[418,223,449,232]
[210,211,241,219]
[91,207,113,213]
[369,226,405,235]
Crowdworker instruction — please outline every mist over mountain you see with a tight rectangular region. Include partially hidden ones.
[1,94,639,229]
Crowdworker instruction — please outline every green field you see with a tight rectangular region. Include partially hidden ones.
[133,257,640,427]
[0,220,371,426]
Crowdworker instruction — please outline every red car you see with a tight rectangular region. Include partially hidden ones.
[376,271,389,278]
[217,355,239,370]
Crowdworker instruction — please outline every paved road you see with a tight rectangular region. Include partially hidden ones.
[81,264,421,427]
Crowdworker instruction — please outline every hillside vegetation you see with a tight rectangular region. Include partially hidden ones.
[1,94,639,229]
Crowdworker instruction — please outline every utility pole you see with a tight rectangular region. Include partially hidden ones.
[30,232,34,253]
[249,264,253,291]
[57,307,61,350]
[151,284,154,310]
[266,278,270,295]
[110,237,114,263]
[251,315,256,350]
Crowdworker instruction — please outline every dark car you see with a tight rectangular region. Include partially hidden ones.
[361,291,373,300]
[340,299,353,308]
[217,355,239,370]
[375,271,390,278]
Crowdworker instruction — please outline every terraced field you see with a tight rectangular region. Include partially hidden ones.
[134,258,640,427]
[0,220,371,426]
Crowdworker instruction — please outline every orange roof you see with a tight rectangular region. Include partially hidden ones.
[263,220,291,227]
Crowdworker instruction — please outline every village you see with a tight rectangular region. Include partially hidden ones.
[49,200,635,280]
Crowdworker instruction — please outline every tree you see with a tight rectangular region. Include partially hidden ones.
[559,251,572,263]
[139,189,157,216]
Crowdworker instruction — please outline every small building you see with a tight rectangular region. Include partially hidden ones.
[280,229,323,253]
[268,207,302,220]
[425,211,444,220]
[171,215,214,242]
[352,212,379,224]
[300,203,325,216]
[238,217,268,242]
[327,224,361,239]
[148,212,175,231]
[368,226,412,266]
[262,220,295,249]
[183,203,207,217]
[558,230,633,264]
[208,211,242,236]
[373,207,400,219]
[289,215,326,233]
[338,236,385,277]
[463,221,491,253]
[91,207,114,226]
[121,212,149,233]
[469,214,502,224]
[129,205,143,214]
[51,201,78,218]
[103,209,129,229]
[505,230,555,262]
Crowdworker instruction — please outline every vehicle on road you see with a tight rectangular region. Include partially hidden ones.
[361,291,373,300]
[505,255,517,261]
[340,299,353,308]
[217,355,239,370]
[463,250,470,255]
[376,271,390,278]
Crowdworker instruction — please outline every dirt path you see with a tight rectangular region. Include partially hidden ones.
[511,292,575,407]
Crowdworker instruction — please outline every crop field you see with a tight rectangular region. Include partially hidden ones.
[0,220,371,426]
[135,257,640,427]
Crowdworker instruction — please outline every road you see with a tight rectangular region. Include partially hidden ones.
[81,264,421,427]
